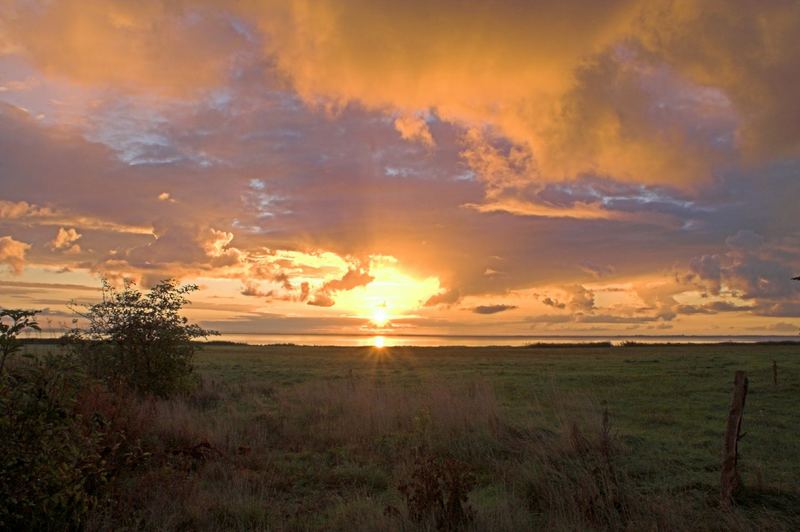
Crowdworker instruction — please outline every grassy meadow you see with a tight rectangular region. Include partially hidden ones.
[47,341,793,530]
[10,339,796,530]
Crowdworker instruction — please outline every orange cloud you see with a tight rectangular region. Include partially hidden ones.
[394,114,434,147]
[0,0,244,94]
[0,199,52,219]
[242,0,738,191]
[50,227,82,253]
[308,292,335,307]
[0,235,30,274]
[637,0,800,158]
[4,1,797,193]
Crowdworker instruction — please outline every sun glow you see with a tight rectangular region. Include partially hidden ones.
[332,256,441,325]
[372,306,388,327]
[373,335,385,348]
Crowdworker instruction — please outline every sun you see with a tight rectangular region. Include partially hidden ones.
[331,256,441,326]
[371,307,388,327]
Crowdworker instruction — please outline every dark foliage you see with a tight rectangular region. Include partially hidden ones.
[0,355,149,530]
[0,357,90,529]
[68,279,217,397]
[0,308,40,374]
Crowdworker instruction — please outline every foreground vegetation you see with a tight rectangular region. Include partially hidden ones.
[6,339,800,530]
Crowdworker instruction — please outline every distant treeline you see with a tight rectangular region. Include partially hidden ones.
[18,337,64,345]
[617,340,800,347]
[525,340,800,347]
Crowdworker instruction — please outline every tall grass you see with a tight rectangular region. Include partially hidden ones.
[73,371,793,531]
[274,378,500,458]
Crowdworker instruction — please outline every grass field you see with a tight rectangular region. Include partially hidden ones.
[80,343,800,530]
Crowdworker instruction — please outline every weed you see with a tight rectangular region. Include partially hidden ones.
[395,454,476,531]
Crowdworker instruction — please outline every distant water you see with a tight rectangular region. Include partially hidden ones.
[210,333,799,347]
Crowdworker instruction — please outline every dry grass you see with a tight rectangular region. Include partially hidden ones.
[80,371,795,531]
[274,378,500,456]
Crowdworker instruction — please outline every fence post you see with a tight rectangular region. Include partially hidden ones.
[721,370,748,507]
[773,360,778,386]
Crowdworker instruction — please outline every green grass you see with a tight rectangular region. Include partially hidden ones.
[198,345,799,517]
[195,344,800,481]
[56,342,800,529]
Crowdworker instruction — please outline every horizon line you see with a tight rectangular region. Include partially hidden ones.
[214,332,800,339]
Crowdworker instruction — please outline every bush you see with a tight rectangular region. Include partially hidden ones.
[0,354,153,530]
[0,308,40,375]
[0,356,98,529]
[68,279,217,398]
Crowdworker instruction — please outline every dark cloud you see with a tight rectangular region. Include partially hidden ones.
[307,293,336,308]
[472,304,517,315]
[541,297,566,309]
[320,268,374,292]
[683,231,800,317]
[425,289,461,307]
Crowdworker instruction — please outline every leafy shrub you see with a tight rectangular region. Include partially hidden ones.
[0,308,40,374]
[0,356,98,529]
[0,354,153,530]
[68,279,217,397]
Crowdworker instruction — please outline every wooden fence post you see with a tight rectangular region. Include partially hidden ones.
[773,360,778,386]
[721,370,748,507]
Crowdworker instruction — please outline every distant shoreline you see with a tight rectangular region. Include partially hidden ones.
[21,337,800,348]
[201,339,800,347]
[207,332,800,339]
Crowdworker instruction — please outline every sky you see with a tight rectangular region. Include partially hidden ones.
[1,0,799,337]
